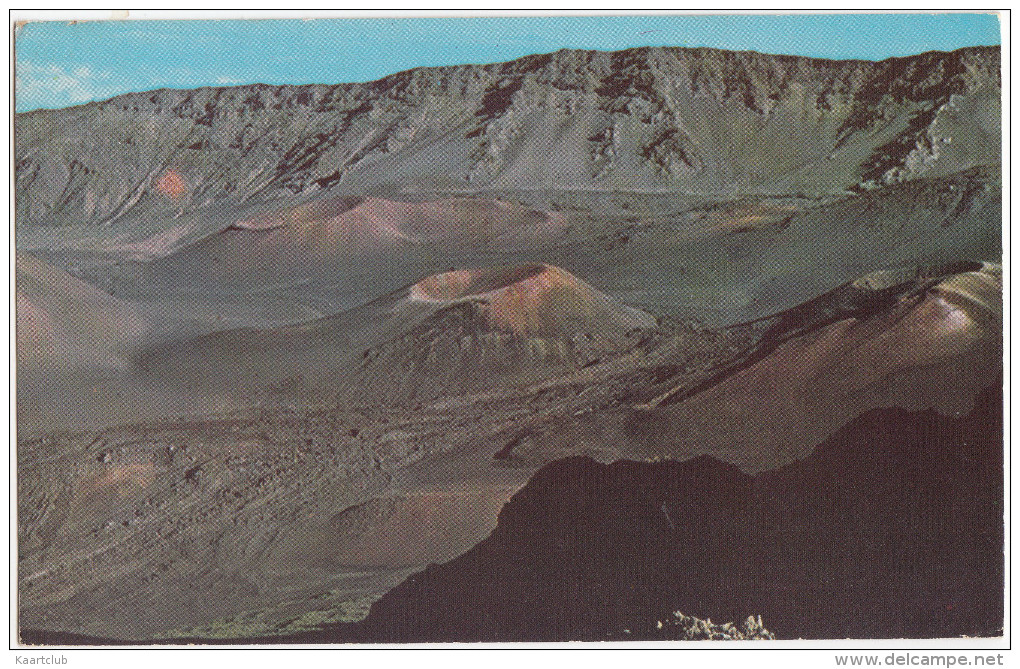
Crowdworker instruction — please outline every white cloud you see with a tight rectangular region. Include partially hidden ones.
[15,60,116,111]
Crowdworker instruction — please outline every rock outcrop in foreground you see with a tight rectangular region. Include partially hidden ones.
[650,612,774,641]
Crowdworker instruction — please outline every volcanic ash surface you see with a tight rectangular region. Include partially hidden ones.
[352,264,657,403]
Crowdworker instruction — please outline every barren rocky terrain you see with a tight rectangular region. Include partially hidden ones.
[15,44,1002,642]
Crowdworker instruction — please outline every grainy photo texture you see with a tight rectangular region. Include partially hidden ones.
[13,13,1004,645]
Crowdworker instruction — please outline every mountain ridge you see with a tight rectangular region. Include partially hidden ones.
[16,44,1000,229]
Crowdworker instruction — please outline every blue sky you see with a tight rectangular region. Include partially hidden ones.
[14,13,1002,113]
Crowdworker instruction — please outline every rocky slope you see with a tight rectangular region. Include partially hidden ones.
[624,261,1003,470]
[20,380,1002,644]
[134,262,658,407]
[347,383,1003,642]
[15,45,1000,235]
[14,42,1003,645]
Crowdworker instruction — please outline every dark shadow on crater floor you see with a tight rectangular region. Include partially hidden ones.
[347,381,1004,642]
